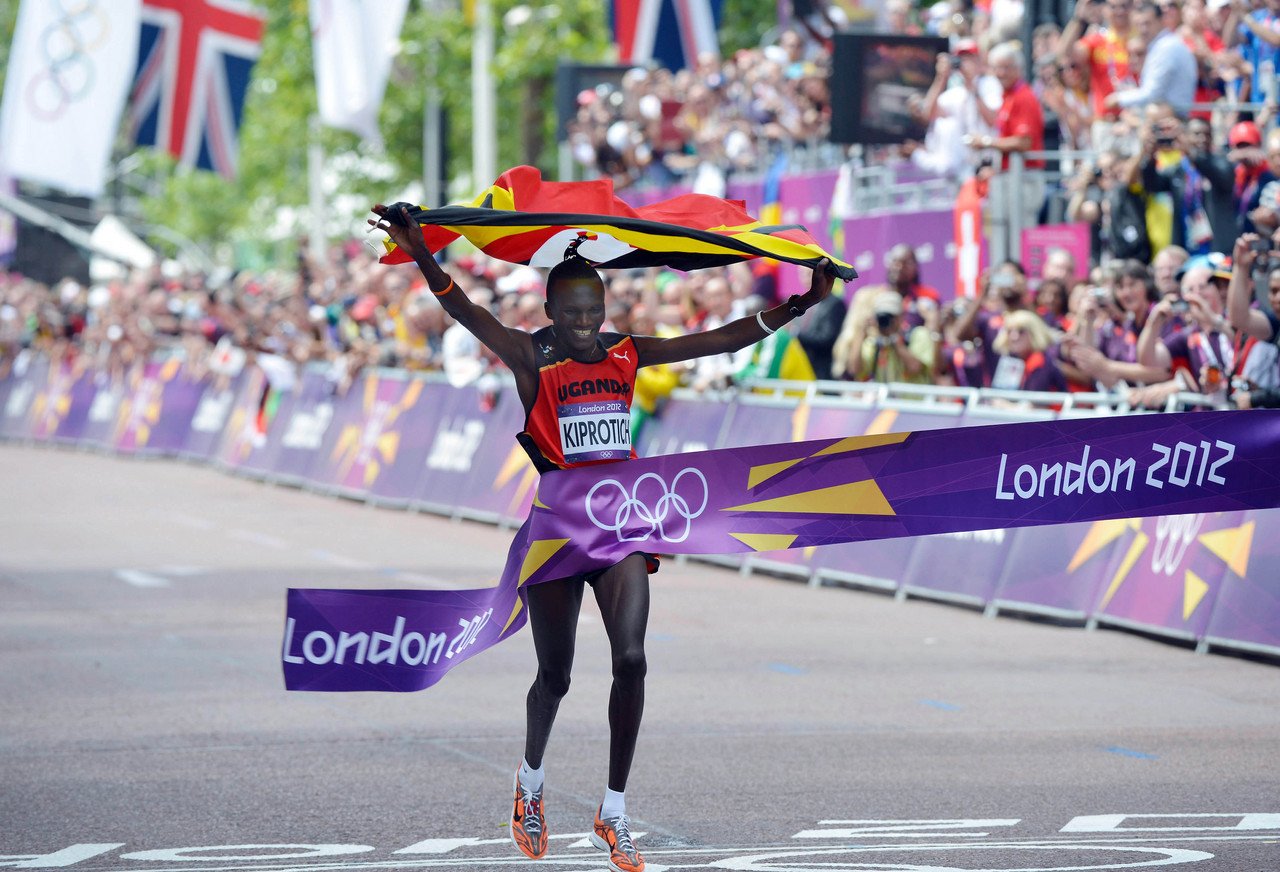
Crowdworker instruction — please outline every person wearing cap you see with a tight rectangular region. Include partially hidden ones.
[370,202,838,872]
[902,40,1000,178]
[1229,121,1268,232]
[1225,0,1280,108]
[1139,115,1235,256]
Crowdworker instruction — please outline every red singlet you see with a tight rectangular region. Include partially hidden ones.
[520,327,640,472]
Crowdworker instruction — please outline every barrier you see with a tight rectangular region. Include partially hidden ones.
[2,350,1277,663]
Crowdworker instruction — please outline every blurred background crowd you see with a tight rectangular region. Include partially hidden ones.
[7,0,1280,417]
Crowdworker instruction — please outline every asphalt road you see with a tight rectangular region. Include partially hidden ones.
[3,444,1279,872]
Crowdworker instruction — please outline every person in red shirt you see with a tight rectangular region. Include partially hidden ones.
[970,43,1047,263]
[371,201,837,872]
[1060,0,1136,121]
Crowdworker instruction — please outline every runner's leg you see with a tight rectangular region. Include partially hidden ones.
[591,553,651,791]
[524,576,586,768]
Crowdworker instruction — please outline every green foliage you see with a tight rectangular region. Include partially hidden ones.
[719,0,778,55]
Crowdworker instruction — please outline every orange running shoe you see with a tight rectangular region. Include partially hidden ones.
[591,806,645,872]
[510,769,547,860]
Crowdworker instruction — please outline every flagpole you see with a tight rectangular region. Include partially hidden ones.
[472,0,496,189]
[308,115,325,264]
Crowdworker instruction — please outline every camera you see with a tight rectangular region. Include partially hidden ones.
[1170,299,1190,313]
[1155,135,1177,147]
[1090,287,1111,302]
[1250,237,1273,253]
[875,311,898,332]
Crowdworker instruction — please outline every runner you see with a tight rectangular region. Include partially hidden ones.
[369,202,837,872]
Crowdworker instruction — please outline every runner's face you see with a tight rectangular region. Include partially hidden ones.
[547,279,607,355]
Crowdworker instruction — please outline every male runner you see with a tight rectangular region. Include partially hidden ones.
[370,203,837,872]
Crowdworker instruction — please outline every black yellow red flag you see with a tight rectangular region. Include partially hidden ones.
[379,165,856,281]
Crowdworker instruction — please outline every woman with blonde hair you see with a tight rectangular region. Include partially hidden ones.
[990,308,1067,392]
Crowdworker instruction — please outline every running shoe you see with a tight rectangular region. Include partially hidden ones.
[510,769,547,860]
[591,806,645,872]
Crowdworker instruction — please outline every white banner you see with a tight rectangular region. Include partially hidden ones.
[0,0,141,196]
[310,0,409,144]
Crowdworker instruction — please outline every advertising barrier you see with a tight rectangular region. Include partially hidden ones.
[3,355,1280,663]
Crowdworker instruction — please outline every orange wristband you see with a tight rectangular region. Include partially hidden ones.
[432,279,455,297]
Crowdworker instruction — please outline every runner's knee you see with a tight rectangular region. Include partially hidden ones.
[535,665,572,700]
[611,647,647,683]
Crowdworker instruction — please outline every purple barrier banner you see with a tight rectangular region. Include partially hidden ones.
[126,363,208,455]
[360,371,438,505]
[29,359,96,443]
[901,528,1014,603]
[80,374,134,451]
[301,370,422,498]
[413,383,534,521]
[181,373,244,460]
[1091,511,1248,641]
[1,353,44,440]
[268,369,338,484]
[286,410,1280,691]
[636,394,730,457]
[839,210,956,300]
[115,360,177,454]
[990,522,1120,617]
[1203,511,1280,653]
[214,368,271,471]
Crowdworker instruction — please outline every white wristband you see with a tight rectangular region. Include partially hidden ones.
[756,310,776,335]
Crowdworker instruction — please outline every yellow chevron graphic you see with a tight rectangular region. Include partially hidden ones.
[502,595,524,632]
[748,458,804,489]
[864,409,899,435]
[1098,530,1150,609]
[1068,518,1141,572]
[1183,570,1211,621]
[1198,521,1254,577]
[723,480,894,515]
[519,538,570,584]
[729,533,798,552]
[813,431,909,456]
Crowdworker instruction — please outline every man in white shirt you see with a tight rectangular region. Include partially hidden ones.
[1106,1,1197,116]
[903,40,1001,177]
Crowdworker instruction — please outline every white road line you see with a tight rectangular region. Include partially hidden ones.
[309,550,374,570]
[115,569,169,588]
[156,565,209,577]
[229,529,290,550]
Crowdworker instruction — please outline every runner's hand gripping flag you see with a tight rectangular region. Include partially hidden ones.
[377,165,857,280]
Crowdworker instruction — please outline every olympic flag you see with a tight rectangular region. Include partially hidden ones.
[0,0,141,196]
[310,0,409,144]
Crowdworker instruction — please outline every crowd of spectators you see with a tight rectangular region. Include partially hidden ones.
[6,0,1280,423]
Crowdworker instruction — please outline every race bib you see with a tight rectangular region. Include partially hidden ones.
[992,355,1027,391]
[558,399,631,464]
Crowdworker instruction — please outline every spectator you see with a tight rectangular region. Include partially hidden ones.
[1060,0,1137,133]
[1139,114,1229,254]
[793,271,848,380]
[903,40,1000,178]
[1152,245,1191,298]
[844,291,936,385]
[990,309,1068,391]
[954,260,1036,385]
[1227,233,1280,407]
[1225,0,1280,106]
[971,42,1046,264]
[1107,2,1198,116]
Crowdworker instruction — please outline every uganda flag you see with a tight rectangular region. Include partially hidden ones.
[379,165,857,281]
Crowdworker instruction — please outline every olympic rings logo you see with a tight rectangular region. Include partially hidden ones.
[585,468,709,543]
[24,0,109,122]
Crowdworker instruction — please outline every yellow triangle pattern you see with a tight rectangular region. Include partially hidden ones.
[1068,518,1140,573]
[791,401,810,442]
[729,533,798,552]
[519,538,570,584]
[813,431,910,456]
[1099,530,1149,609]
[1198,521,1254,577]
[863,409,899,435]
[722,480,894,516]
[502,595,524,632]
[1183,570,1211,621]
[748,458,804,489]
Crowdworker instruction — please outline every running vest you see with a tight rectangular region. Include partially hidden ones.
[519,327,639,473]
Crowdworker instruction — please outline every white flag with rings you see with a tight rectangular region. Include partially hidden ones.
[0,0,141,196]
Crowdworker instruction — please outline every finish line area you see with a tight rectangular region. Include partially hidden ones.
[3,446,1278,872]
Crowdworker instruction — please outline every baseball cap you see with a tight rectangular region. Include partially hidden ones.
[954,38,980,56]
[1230,121,1261,148]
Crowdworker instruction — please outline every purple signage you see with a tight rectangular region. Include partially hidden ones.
[268,368,338,485]
[285,410,1280,691]
[1203,512,1280,654]
[181,373,245,460]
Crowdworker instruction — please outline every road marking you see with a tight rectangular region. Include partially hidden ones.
[229,529,290,550]
[766,662,807,675]
[919,699,962,712]
[1105,746,1159,760]
[156,565,208,577]
[0,845,125,868]
[115,569,169,588]
[308,550,374,570]
[794,819,1020,839]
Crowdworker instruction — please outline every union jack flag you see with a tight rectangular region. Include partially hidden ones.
[129,0,265,179]
[610,0,723,72]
